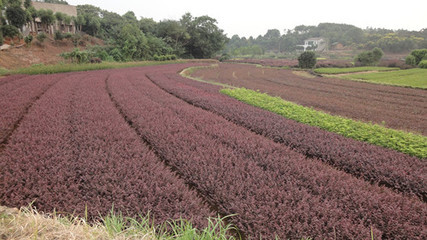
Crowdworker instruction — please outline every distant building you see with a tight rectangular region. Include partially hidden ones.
[25,1,77,35]
[297,38,327,51]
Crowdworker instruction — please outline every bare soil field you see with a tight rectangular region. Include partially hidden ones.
[191,63,427,134]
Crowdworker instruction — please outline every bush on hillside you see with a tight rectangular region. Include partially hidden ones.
[298,51,317,69]
[54,31,64,41]
[1,25,20,39]
[355,47,383,66]
[153,54,177,61]
[36,32,47,43]
[60,48,92,63]
[24,35,33,46]
[405,55,417,66]
[406,49,427,66]
[418,60,427,69]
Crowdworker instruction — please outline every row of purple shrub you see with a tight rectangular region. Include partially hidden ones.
[0,70,212,226]
[0,74,58,145]
[107,65,425,239]
[151,66,426,202]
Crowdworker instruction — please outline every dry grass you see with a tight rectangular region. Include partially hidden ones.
[0,206,155,240]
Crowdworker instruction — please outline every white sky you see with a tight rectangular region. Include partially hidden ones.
[67,0,427,38]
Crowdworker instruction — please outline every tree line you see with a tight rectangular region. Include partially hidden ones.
[227,23,427,56]
[0,1,228,61]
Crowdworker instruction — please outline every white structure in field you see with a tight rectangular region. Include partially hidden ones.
[297,38,327,51]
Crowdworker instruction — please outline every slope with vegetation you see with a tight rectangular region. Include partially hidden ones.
[225,23,427,58]
[0,0,228,68]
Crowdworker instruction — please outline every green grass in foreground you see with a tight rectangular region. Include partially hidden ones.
[314,66,399,74]
[339,68,427,89]
[2,60,186,75]
[221,88,427,158]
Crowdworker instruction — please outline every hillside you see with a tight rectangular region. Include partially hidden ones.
[0,35,103,70]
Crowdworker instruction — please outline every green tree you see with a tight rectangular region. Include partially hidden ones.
[24,0,31,9]
[139,17,157,34]
[0,0,4,42]
[263,29,281,52]
[298,51,317,69]
[181,13,227,58]
[122,11,137,23]
[117,23,148,60]
[6,5,26,29]
[355,47,383,66]
[408,49,427,65]
[156,19,188,56]
[74,15,85,32]
[38,9,55,33]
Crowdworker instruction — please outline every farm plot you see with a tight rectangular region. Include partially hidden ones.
[0,74,61,147]
[0,64,426,239]
[108,65,425,239]
[190,63,427,135]
[0,69,212,225]
[150,68,427,200]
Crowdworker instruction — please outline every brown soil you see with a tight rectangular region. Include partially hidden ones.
[0,35,104,70]
[191,63,427,135]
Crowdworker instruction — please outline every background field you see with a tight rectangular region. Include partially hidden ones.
[338,68,427,89]
[190,63,427,135]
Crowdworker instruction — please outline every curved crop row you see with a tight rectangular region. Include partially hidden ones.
[314,66,399,74]
[189,63,427,134]
[0,70,212,226]
[0,74,59,145]
[0,74,26,87]
[221,88,427,158]
[150,67,427,201]
[107,65,426,239]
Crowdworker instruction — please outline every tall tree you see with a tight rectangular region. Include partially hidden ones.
[6,5,26,30]
[38,9,55,33]
[181,13,227,58]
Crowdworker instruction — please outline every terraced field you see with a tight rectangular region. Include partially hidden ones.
[190,63,427,135]
[0,63,425,239]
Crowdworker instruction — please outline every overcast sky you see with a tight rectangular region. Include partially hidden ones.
[67,0,427,38]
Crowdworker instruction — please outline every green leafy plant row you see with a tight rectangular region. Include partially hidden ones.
[221,88,427,158]
[4,60,185,75]
[314,66,399,74]
[339,68,427,89]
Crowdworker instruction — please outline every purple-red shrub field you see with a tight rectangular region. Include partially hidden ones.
[226,58,353,68]
[108,65,425,239]
[190,63,427,134]
[0,74,59,145]
[0,63,426,239]
[149,69,427,201]
[0,70,212,225]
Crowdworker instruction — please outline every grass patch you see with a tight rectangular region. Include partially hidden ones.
[221,88,427,158]
[339,68,427,89]
[314,66,399,74]
[0,67,9,75]
[0,205,239,240]
[4,60,187,76]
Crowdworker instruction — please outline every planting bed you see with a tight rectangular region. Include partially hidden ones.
[0,69,212,226]
[0,63,426,239]
[191,63,427,134]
